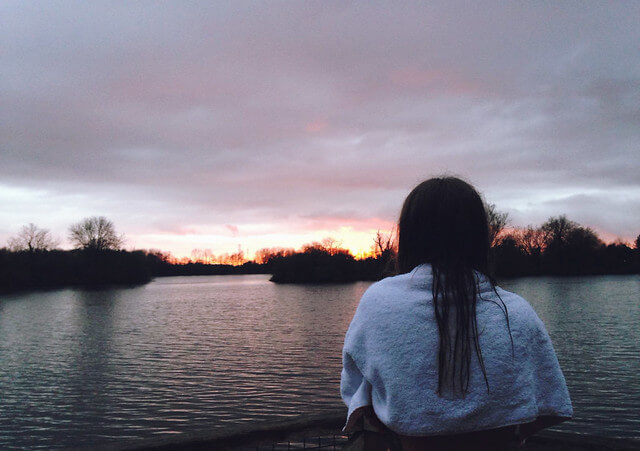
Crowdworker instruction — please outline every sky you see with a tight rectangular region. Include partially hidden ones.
[1,2,639,258]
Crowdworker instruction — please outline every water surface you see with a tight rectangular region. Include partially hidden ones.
[0,274,638,449]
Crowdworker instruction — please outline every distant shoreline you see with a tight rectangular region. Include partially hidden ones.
[2,266,639,295]
[1,245,637,294]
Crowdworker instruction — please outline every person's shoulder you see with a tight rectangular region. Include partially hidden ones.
[492,286,545,331]
[358,271,418,310]
[493,286,530,308]
[363,270,418,296]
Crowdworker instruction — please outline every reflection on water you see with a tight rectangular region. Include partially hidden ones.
[0,274,638,449]
[500,276,640,442]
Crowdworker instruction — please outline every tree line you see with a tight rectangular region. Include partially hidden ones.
[261,235,395,283]
[1,211,638,292]
[1,217,148,291]
[492,215,639,277]
[0,216,263,292]
[263,209,639,283]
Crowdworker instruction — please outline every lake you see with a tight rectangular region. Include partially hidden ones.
[0,274,638,449]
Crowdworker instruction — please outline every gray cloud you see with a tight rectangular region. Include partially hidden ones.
[1,1,639,252]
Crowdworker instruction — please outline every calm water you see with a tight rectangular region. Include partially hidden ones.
[0,274,638,449]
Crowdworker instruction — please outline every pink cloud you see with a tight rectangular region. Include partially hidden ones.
[225,224,239,236]
[305,120,329,133]
[297,214,395,234]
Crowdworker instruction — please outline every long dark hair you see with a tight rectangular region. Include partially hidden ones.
[397,176,507,396]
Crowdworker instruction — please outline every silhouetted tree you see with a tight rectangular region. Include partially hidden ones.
[68,216,123,251]
[564,226,604,274]
[602,241,636,274]
[541,215,576,249]
[486,203,509,247]
[540,215,579,274]
[254,247,295,265]
[191,248,205,263]
[566,227,603,249]
[302,237,349,256]
[372,229,395,257]
[369,229,397,277]
[145,249,175,272]
[229,247,245,266]
[492,235,530,277]
[518,226,546,256]
[7,223,59,252]
[635,235,640,273]
[203,249,215,264]
[269,238,357,283]
[254,248,273,265]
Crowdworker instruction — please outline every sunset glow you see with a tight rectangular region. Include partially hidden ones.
[1,3,638,257]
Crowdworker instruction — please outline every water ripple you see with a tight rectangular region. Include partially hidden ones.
[0,275,638,449]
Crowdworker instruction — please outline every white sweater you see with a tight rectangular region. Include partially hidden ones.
[341,264,572,436]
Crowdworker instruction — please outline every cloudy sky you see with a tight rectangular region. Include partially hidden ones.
[1,2,638,258]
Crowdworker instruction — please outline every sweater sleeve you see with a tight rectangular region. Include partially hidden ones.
[528,313,573,419]
[341,350,373,430]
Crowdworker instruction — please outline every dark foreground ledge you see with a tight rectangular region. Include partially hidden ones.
[97,413,638,451]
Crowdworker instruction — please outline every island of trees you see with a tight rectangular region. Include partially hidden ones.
[1,209,638,292]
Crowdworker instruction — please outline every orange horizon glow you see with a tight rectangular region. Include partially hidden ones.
[140,227,395,263]
[139,222,636,265]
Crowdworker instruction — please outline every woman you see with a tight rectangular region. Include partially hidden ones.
[341,177,572,450]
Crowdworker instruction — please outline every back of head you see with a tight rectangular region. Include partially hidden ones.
[398,176,490,275]
[397,176,494,395]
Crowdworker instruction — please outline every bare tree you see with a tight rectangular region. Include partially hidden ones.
[254,247,295,264]
[229,248,245,266]
[7,223,59,251]
[69,216,124,251]
[518,226,546,256]
[486,203,509,247]
[191,248,205,263]
[302,237,348,256]
[254,248,273,264]
[372,229,396,258]
[203,249,215,264]
[319,237,343,255]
